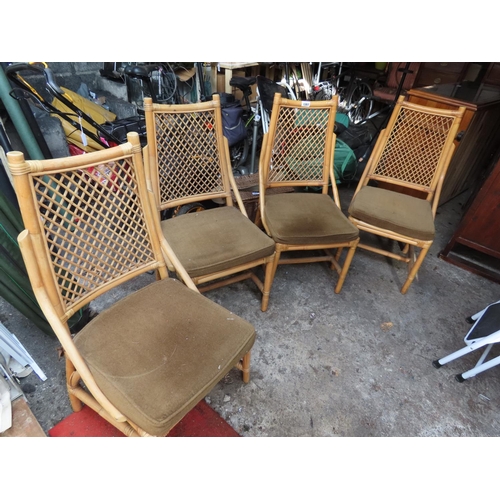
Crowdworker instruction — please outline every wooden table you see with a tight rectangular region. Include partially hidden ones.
[407,83,500,204]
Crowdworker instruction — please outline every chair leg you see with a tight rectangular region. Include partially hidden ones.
[434,343,486,368]
[401,244,430,294]
[433,333,500,367]
[456,351,500,382]
[241,351,251,383]
[65,357,83,412]
[261,259,274,312]
[334,240,358,294]
[271,246,283,284]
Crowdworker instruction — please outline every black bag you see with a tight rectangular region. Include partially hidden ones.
[221,101,247,147]
[338,123,374,150]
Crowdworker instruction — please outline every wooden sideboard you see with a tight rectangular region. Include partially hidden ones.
[407,83,500,204]
[439,152,500,283]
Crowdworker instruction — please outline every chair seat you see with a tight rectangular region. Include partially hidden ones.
[264,192,359,245]
[349,185,435,241]
[74,278,255,436]
[161,206,275,277]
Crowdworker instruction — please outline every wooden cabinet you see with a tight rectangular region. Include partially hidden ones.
[440,153,500,283]
[407,83,500,204]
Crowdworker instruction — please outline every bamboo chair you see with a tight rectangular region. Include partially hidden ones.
[348,96,466,294]
[258,94,360,293]
[143,95,276,312]
[7,132,255,437]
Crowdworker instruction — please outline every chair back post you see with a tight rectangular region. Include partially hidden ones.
[329,131,340,205]
[258,132,270,234]
[143,97,160,212]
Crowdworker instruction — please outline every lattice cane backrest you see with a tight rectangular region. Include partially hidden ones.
[262,95,337,189]
[144,96,232,210]
[365,97,465,195]
[8,133,165,320]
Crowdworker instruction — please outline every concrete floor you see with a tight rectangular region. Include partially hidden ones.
[2,183,500,437]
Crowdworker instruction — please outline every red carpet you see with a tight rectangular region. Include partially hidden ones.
[48,400,239,437]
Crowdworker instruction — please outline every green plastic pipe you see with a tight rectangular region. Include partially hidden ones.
[0,64,44,160]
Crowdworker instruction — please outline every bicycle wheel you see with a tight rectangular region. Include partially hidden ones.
[347,81,373,124]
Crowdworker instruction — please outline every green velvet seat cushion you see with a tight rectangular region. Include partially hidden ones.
[264,192,359,245]
[74,278,255,436]
[348,186,435,241]
[161,206,275,278]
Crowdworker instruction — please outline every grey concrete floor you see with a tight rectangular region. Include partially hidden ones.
[2,183,500,437]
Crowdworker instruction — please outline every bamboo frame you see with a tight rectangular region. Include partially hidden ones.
[259,94,360,294]
[143,95,276,312]
[349,96,466,294]
[7,132,253,436]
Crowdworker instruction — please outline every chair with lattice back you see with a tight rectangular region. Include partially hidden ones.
[258,93,360,294]
[348,96,466,293]
[7,132,255,437]
[143,95,276,312]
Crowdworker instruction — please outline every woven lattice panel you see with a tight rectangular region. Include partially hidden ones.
[154,111,225,205]
[267,106,330,183]
[32,158,156,311]
[373,106,456,187]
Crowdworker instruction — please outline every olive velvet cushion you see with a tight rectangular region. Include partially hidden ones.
[264,192,359,245]
[161,206,275,277]
[348,186,435,241]
[74,278,255,436]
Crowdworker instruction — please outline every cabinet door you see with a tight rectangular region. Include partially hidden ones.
[455,161,500,258]
[483,63,500,86]
[415,62,468,87]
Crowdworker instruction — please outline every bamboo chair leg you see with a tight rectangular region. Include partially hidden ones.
[334,240,359,294]
[407,244,416,275]
[241,352,251,383]
[401,244,430,294]
[271,246,283,283]
[65,357,83,412]
[261,259,274,312]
